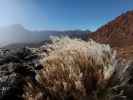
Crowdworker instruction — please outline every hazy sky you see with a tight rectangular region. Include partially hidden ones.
[0,0,133,31]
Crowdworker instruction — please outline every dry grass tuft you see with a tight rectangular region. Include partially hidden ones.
[23,37,117,100]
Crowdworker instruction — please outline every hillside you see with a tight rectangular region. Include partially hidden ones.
[89,11,133,60]
[89,11,133,48]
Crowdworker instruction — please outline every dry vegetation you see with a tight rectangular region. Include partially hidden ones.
[23,37,118,100]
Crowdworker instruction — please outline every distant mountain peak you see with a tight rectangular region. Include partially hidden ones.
[0,24,90,47]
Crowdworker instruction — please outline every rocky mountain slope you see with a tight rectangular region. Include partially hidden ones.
[89,11,133,60]
[89,11,133,48]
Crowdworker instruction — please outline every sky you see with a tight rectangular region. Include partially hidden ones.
[0,0,133,31]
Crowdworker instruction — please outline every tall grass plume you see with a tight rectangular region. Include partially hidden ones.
[23,37,117,100]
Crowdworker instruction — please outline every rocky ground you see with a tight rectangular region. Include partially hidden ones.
[0,47,42,100]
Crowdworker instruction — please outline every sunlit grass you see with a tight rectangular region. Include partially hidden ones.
[23,37,117,100]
